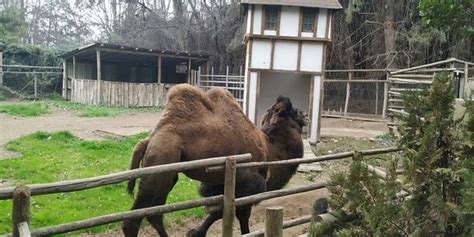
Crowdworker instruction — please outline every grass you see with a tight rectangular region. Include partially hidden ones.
[0,131,202,235]
[0,91,6,101]
[0,103,49,117]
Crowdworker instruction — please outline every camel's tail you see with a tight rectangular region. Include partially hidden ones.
[127,139,149,196]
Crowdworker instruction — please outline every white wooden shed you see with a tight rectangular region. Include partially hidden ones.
[241,0,342,144]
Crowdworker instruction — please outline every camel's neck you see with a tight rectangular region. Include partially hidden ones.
[263,127,304,191]
[265,127,304,160]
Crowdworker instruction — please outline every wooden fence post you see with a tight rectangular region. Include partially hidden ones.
[12,186,31,237]
[33,74,38,99]
[62,60,67,98]
[222,157,236,237]
[375,82,379,115]
[265,206,283,237]
[382,72,389,119]
[225,66,230,90]
[198,66,201,88]
[344,71,352,117]
[0,51,3,87]
[462,63,468,98]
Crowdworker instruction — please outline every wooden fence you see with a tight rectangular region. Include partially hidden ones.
[0,147,401,237]
[324,69,392,120]
[387,58,474,118]
[69,79,167,107]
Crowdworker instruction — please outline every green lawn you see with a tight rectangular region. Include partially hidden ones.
[0,131,202,235]
[0,91,6,101]
[0,103,49,117]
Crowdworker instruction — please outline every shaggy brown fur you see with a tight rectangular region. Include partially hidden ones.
[123,84,307,237]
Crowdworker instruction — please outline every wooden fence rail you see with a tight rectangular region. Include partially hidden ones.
[0,147,400,237]
[0,154,252,200]
[207,147,400,172]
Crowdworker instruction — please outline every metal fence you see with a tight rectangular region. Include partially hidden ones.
[198,66,245,105]
[0,53,63,99]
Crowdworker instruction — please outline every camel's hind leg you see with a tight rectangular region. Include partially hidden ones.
[122,190,154,237]
[123,134,182,237]
[146,174,179,237]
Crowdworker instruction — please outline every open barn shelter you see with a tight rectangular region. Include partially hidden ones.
[61,43,209,107]
[241,0,342,144]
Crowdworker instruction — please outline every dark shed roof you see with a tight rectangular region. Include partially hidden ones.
[62,43,210,60]
[240,0,343,9]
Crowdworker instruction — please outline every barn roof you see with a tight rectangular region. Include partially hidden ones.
[240,0,343,9]
[61,42,210,60]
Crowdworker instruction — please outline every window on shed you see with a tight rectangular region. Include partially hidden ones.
[302,8,316,32]
[264,6,279,31]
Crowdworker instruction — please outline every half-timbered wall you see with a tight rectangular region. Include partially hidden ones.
[248,5,331,40]
[244,3,334,143]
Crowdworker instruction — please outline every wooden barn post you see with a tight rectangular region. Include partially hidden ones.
[33,74,38,99]
[62,60,67,98]
[222,157,236,237]
[344,71,352,117]
[188,59,192,84]
[72,56,76,101]
[12,186,31,237]
[0,51,3,87]
[382,71,389,119]
[264,206,283,237]
[96,49,102,104]
[157,56,162,83]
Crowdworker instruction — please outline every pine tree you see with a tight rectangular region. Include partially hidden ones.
[310,72,471,236]
[399,71,467,235]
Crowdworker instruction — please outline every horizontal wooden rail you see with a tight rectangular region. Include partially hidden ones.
[243,215,312,236]
[2,71,63,75]
[1,65,62,70]
[26,195,224,236]
[235,182,328,207]
[0,154,252,200]
[324,79,386,83]
[4,181,328,236]
[207,147,400,172]
[200,74,245,78]
[325,69,394,73]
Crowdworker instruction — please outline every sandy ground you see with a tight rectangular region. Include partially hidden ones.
[0,104,388,159]
[0,102,388,236]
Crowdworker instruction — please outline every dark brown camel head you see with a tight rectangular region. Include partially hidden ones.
[261,96,308,136]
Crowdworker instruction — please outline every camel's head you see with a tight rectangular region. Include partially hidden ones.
[261,96,308,135]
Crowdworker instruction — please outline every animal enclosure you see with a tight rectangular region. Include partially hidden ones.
[0,147,399,236]
[62,43,209,107]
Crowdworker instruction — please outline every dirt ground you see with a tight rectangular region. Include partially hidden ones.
[0,102,388,236]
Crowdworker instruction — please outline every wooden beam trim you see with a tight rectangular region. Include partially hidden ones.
[325,9,331,39]
[297,42,303,71]
[261,5,266,35]
[298,7,303,37]
[245,34,330,42]
[270,40,276,70]
[250,5,255,34]
[314,8,319,38]
[276,6,281,36]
